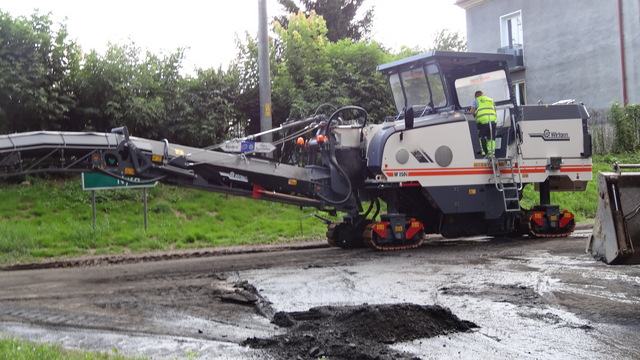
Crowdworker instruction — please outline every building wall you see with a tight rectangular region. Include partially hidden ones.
[463,0,636,112]
[622,0,640,105]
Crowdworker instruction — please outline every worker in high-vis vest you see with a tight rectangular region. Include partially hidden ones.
[470,90,498,158]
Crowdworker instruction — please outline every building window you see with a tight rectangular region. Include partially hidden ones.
[512,81,526,105]
[500,11,523,49]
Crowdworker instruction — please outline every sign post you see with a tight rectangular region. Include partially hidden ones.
[81,173,158,230]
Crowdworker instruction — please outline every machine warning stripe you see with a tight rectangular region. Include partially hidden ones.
[385,167,493,177]
[386,166,490,172]
[518,165,593,174]
[384,164,592,178]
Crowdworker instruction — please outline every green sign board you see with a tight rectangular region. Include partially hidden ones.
[82,172,158,191]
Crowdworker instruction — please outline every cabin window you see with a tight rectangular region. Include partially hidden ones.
[454,70,510,108]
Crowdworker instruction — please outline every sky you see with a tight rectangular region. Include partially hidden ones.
[0,0,466,73]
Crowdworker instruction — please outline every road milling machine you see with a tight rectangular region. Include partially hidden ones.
[0,51,593,250]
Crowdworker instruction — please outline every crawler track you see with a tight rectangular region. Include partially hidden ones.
[363,223,425,251]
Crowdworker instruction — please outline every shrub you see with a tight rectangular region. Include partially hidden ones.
[609,102,640,153]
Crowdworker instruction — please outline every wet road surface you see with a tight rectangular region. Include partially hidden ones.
[0,227,638,359]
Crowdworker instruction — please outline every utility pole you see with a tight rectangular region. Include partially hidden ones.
[258,0,273,144]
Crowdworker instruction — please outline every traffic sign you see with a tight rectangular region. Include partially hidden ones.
[82,172,158,191]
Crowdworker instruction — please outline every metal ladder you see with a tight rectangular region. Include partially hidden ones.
[490,157,522,212]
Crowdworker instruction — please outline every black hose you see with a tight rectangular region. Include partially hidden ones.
[327,106,368,129]
[313,146,353,204]
[372,198,381,222]
[316,106,369,205]
[314,103,338,116]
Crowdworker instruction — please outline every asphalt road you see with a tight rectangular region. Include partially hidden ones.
[0,228,638,359]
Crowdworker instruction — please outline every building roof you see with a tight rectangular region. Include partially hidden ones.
[454,0,489,9]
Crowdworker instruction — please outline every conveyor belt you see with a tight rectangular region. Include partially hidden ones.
[0,128,348,211]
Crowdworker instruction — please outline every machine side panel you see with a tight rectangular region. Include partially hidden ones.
[366,114,471,175]
[518,105,593,185]
[519,118,586,159]
[424,185,505,218]
[372,115,497,187]
[520,105,590,159]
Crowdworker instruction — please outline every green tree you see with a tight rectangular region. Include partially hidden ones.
[429,29,467,52]
[70,42,184,138]
[71,40,244,146]
[388,29,467,59]
[274,11,394,122]
[274,11,336,119]
[276,0,374,42]
[0,11,80,132]
[234,32,274,136]
[166,66,244,147]
[236,10,394,130]
[326,39,394,122]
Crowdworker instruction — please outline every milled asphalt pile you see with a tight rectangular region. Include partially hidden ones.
[243,303,477,360]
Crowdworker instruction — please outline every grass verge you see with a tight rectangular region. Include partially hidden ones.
[0,175,337,265]
[0,337,147,360]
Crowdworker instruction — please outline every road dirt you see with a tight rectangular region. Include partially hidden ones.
[0,226,638,359]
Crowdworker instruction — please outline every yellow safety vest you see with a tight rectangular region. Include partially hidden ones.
[475,96,497,124]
